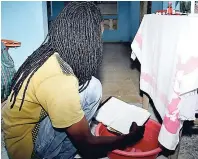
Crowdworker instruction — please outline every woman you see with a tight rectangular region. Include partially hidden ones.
[2,2,144,159]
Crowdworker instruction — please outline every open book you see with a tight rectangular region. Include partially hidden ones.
[95,97,151,134]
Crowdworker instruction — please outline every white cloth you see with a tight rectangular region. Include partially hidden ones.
[131,14,198,150]
[179,90,198,120]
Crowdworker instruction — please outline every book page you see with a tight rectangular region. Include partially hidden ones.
[96,97,150,134]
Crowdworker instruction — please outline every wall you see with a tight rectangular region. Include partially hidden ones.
[49,1,180,42]
[102,1,141,42]
[151,1,163,13]
[1,1,48,70]
[49,1,140,42]
[50,1,65,20]
[102,1,131,42]
[129,1,140,42]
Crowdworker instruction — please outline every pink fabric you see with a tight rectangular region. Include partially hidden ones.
[141,56,198,135]
[167,98,180,114]
[131,14,198,150]
[163,56,198,134]
[135,33,142,49]
[164,97,181,134]
[141,72,169,106]
[141,72,181,134]
[164,113,180,134]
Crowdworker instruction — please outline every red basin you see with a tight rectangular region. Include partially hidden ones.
[95,119,162,159]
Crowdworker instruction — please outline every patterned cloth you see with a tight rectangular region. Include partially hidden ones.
[131,15,198,150]
[1,41,14,159]
[1,42,16,102]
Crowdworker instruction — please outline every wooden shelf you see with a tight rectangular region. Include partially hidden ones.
[1,39,21,48]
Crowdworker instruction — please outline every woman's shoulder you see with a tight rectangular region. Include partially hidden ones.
[32,53,77,86]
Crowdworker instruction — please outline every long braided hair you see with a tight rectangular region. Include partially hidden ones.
[10,2,103,110]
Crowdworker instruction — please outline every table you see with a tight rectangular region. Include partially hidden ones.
[131,14,198,158]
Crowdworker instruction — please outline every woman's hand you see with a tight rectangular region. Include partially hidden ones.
[127,122,145,144]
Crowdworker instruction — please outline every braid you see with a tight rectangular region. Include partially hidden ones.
[10,2,102,110]
[50,2,103,85]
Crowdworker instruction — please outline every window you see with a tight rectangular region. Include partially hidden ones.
[96,1,117,15]
[103,19,117,30]
[95,2,118,30]
[180,1,198,13]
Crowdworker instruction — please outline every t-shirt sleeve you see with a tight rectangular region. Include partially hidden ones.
[35,75,84,128]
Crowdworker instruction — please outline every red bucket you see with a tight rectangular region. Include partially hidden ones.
[95,119,162,159]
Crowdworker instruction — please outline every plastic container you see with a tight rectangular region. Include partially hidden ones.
[95,119,162,159]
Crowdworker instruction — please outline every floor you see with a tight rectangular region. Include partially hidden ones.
[95,43,198,159]
[95,43,167,159]
[97,43,142,104]
[97,43,160,122]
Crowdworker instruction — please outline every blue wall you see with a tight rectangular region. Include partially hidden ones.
[102,2,130,42]
[1,1,48,70]
[151,1,163,13]
[102,1,140,42]
[50,1,64,20]
[129,1,140,42]
[50,1,140,42]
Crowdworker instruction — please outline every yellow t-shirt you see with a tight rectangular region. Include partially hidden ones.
[2,53,84,159]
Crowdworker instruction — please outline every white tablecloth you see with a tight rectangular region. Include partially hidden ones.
[131,14,198,150]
